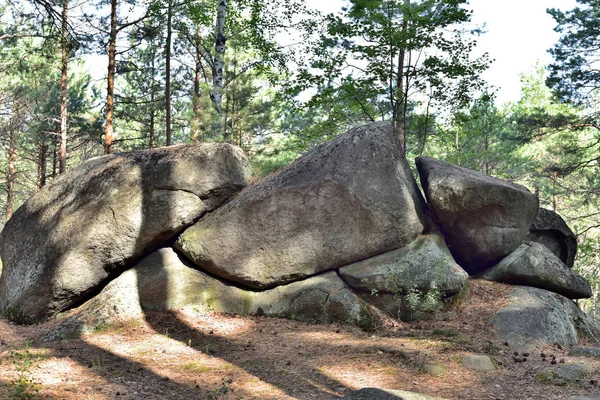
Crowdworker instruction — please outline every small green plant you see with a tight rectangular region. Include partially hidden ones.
[208,377,233,399]
[182,362,213,373]
[7,345,43,399]
[422,285,441,311]
[1,305,31,325]
[90,321,112,334]
[90,353,106,372]
[358,300,381,332]
[405,286,422,310]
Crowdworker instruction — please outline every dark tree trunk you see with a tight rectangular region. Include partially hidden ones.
[59,0,68,173]
[211,0,227,137]
[37,143,48,190]
[165,0,173,146]
[104,0,117,154]
[6,122,18,222]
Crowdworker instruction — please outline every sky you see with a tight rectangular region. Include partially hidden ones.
[468,0,577,105]
[306,0,579,106]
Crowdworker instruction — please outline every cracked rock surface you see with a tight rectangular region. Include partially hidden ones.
[0,143,250,322]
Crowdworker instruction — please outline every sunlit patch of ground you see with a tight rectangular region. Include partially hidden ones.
[0,280,599,399]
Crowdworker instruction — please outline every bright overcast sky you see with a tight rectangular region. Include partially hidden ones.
[306,0,579,106]
[469,0,577,105]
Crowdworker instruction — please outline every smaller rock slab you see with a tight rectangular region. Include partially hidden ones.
[480,241,591,299]
[462,355,496,372]
[570,346,600,359]
[340,388,447,400]
[493,286,600,351]
[554,363,594,381]
[541,362,595,385]
[340,234,468,296]
[423,364,448,377]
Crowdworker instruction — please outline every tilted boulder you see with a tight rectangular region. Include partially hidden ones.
[176,122,428,289]
[493,286,599,351]
[44,248,374,340]
[416,156,538,274]
[528,208,577,268]
[0,144,250,323]
[480,241,591,299]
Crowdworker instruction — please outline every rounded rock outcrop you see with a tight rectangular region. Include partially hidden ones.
[0,143,250,323]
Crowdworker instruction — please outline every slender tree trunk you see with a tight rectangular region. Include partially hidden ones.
[165,0,173,146]
[455,128,460,166]
[52,138,58,178]
[59,0,68,173]
[104,0,117,154]
[149,44,156,149]
[394,0,409,157]
[149,97,155,149]
[6,121,18,222]
[211,0,227,127]
[484,132,490,175]
[192,27,202,142]
[553,171,558,212]
[37,143,48,190]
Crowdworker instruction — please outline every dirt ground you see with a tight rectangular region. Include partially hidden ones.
[1,280,600,400]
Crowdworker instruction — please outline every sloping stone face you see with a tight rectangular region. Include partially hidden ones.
[0,144,250,323]
[480,241,591,299]
[528,208,577,268]
[176,122,428,289]
[416,156,538,274]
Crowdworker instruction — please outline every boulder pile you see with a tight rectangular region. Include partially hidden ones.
[0,122,597,349]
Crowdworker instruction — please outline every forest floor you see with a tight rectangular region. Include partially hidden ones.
[1,280,600,400]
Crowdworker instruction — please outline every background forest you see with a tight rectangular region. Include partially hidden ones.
[1,0,600,317]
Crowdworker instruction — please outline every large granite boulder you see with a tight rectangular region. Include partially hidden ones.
[176,122,428,289]
[493,286,600,351]
[528,208,577,268]
[0,144,250,323]
[480,241,591,299]
[416,156,538,274]
[44,248,374,340]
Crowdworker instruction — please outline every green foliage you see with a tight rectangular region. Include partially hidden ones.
[287,0,490,149]
[1,305,31,325]
[6,345,45,400]
[547,0,600,104]
[208,377,234,399]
